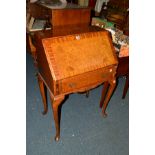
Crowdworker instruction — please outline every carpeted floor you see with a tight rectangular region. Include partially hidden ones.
[26,53,129,155]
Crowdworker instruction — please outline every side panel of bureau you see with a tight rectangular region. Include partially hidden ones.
[35,38,55,94]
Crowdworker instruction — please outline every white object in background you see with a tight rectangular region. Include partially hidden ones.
[40,0,67,9]
[60,0,67,4]
[94,0,109,13]
[30,0,38,3]
[78,0,89,7]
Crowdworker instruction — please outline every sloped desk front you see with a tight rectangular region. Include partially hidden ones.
[35,29,118,141]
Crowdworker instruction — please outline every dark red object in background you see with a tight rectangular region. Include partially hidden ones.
[89,0,96,8]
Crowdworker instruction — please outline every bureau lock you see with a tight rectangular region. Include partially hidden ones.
[75,35,80,40]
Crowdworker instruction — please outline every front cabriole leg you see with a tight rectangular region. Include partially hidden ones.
[50,94,65,141]
[100,82,109,108]
[102,79,116,117]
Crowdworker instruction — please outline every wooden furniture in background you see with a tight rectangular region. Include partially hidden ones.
[26,1,51,63]
[29,2,91,27]
[100,0,129,30]
[116,56,129,99]
[34,27,118,141]
[51,8,91,27]
[100,56,129,111]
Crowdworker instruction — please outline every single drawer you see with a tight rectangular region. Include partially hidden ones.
[58,66,116,94]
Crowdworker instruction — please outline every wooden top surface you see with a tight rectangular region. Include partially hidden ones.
[41,30,118,80]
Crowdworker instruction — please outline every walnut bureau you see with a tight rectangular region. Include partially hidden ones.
[34,26,118,141]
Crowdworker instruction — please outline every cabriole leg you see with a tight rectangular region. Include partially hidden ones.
[50,94,65,141]
[102,80,116,117]
[37,74,48,115]
[100,82,109,108]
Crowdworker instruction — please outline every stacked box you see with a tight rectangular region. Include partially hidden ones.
[91,17,115,29]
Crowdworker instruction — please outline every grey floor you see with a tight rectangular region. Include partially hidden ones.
[26,53,129,155]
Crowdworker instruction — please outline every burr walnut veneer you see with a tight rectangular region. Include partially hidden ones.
[34,27,118,141]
